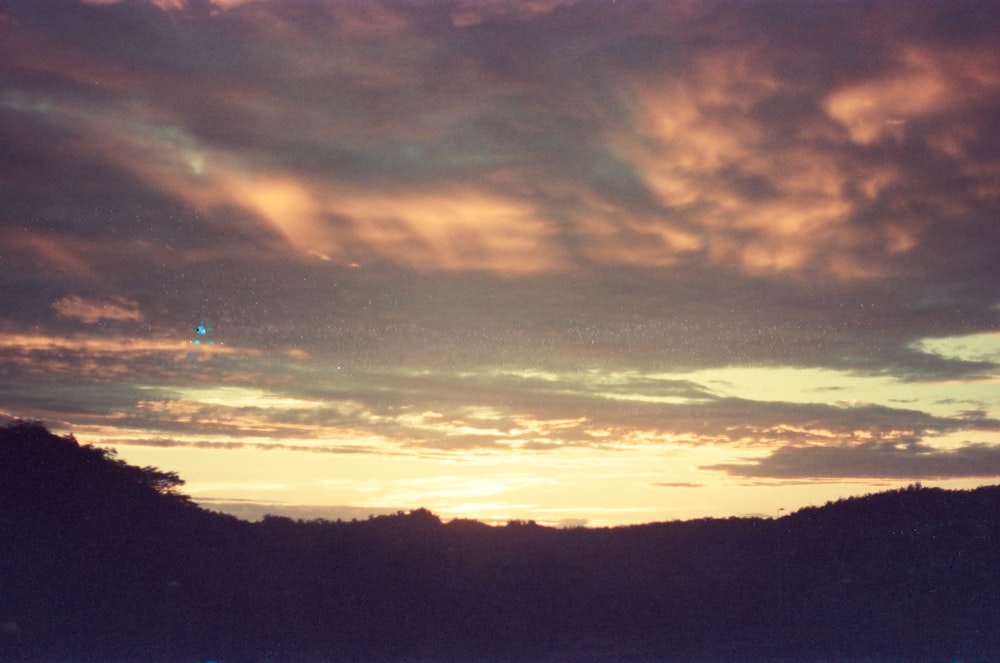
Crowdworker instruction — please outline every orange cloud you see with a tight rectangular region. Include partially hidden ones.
[610,47,910,278]
[449,0,577,27]
[341,188,559,272]
[0,331,241,383]
[72,114,563,273]
[825,47,1000,145]
[824,50,948,145]
[0,226,98,278]
[51,295,143,323]
[11,12,993,282]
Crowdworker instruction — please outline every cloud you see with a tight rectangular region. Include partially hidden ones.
[11,355,990,463]
[448,0,576,28]
[705,441,1000,480]
[0,331,243,386]
[80,0,257,13]
[1,0,999,522]
[0,228,99,280]
[116,436,376,455]
[4,0,1000,301]
[2,86,562,271]
[824,46,1000,146]
[51,295,143,323]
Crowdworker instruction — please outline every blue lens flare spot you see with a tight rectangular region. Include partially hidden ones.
[187,321,220,357]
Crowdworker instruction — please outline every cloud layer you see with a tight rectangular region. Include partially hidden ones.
[1,0,998,522]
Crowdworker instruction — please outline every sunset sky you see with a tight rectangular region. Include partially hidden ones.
[2,0,999,526]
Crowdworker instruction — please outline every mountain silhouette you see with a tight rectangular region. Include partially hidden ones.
[2,420,998,662]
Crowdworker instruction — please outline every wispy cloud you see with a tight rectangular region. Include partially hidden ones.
[705,440,1000,480]
[51,295,143,323]
[4,1,995,282]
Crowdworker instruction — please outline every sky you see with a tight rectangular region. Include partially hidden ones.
[2,0,999,527]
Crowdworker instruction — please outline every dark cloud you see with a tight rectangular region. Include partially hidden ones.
[705,441,1000,480]
[117,437,376,455]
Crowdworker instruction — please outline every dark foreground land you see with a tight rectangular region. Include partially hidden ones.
[2,421,999,663]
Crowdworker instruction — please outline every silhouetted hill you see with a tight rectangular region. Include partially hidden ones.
[2,421,998,662]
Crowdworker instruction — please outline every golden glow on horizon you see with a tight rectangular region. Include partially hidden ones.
[102,437,989,527]
[98,437,772,526]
